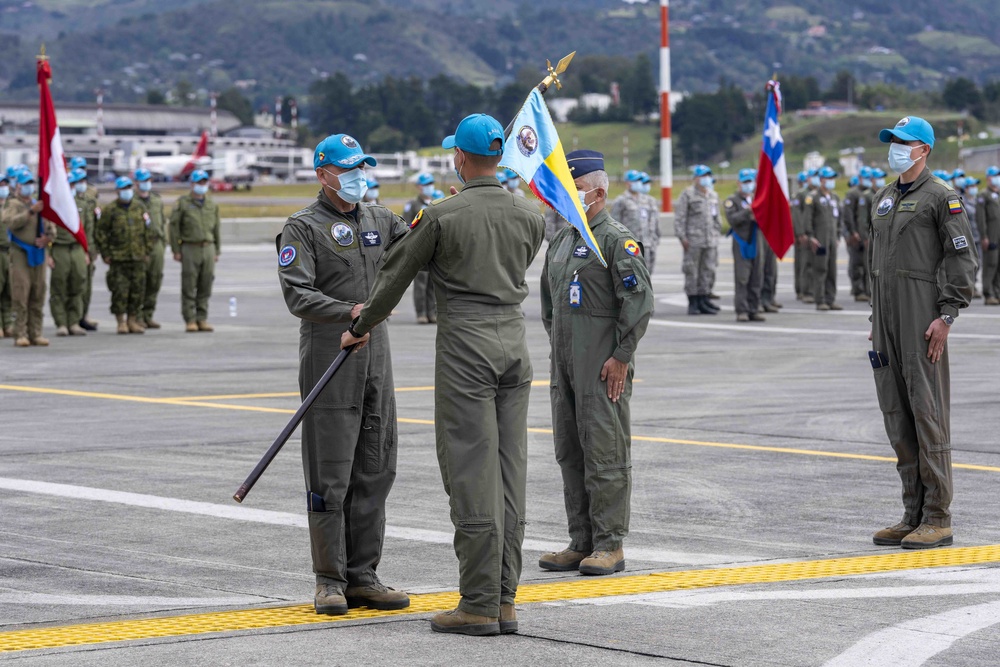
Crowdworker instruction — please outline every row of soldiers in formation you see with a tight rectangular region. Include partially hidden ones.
[0,159,222,347]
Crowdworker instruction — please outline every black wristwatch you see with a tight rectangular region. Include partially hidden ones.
[940,314,954,326]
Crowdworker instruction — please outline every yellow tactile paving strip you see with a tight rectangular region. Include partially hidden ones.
[2,545,999,654]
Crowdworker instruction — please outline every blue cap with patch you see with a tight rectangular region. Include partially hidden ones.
[872,167,886,178]
[692,164,712,177]
[69,156,87,170]
[416,172,435,186]
[565,150,605,177]
[442,113,504,156]
[134,167,152,182]
[952,168,966,180]
[849,176,859,187]
[314,134,377,170]
[987,166,1000,177]
[68,168,87,184]
[495,170,508,183]
[738,168,757,182]
[879,116,935,149]
[859,166,873,179]
[965,176,980,186]
[16,170,35,185]
[624,169,642,182]
[819,166,838,178]
[115,176,133,189]
[189,169,210,183]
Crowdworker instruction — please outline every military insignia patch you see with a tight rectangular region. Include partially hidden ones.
[143,212,151,226]
[948,199,964,215]
[622,274,638,289]
[876,197,894,216]
[623,239,641,256]
[341,136,358,148]
[331,223,354,246]
[516,126,538,157]
[278,244,297,267]
[896,117,910,128]
[724,199,734,208]
[317,152,325,163]
[805,196,813,206]
[409,209,423,230]
[573,245,590,258]
[953,235,969,249]
[362,230,382,246]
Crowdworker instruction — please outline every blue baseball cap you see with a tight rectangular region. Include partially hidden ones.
[115,176,133,189]
[859,166,873,179]
[879,116,935,149]
[134,167,152,182]
[640,171,652,184]
[69,156,87,170]
[819,166,838,178]
[951,168,966,180]
[189,169,209,182]
[68,168,87,184]
[738,168,757,182]
[624,169,642,182]
[849,176,859,187]
[503,168,518,180]
[6,165,24,181]
[432,189,444,200]
[314,134,377,170]
[441,113,504,156]
[872,167,886,178]
[797,171,807,183]
[987,166,1000,177]
[495,170,508,183]
[416,172,435,186]
[366,176,380,188]
[965,176,980,186]
[566,150,605,178]
[16,170,35,184]
[692,164,712,177]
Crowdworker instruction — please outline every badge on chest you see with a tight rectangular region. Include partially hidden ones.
[573,245,590,258]
[331,223,355,247]
[569,271,582,308]
[361,230,382,246]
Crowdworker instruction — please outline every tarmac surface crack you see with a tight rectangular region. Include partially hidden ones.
[511,631,734,664]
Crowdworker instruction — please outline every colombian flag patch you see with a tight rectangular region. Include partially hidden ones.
[948,199,963,215]
[410,209,423,229]
[623,239,641,256]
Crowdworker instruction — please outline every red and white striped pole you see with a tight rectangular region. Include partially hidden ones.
[659,0,672,212]
[210,91,218,137]
[95,88,104,137]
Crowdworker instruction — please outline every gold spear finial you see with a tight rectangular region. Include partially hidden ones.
[539,51,576,93]
[38,43,48,60]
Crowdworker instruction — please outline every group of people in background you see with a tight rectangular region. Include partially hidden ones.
[0,159,221,346]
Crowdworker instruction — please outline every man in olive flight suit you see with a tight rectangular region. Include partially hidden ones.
[170,169,220,332]
[843,166,874,302]
[96,176,152,334]
[0,174,14,338]
[4,171,56,347]
[402,172,437,324]
[792,171,812,302]
[977,166,1000,305]
[724,169,766,322]
[869,117,978,550]
[803,165,843,311]
[277,133,410,617]
[342,114,545,637]
[135,168,166,328]
[539,150,653,578]
[49,169,91,337]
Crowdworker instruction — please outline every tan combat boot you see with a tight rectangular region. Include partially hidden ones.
[828,302,844,310]
[344,582,410,610]
[144,318,161,329]
[816,303,831,311]
[127,316,145,334]
[185,322,199,333]
[31,336,49,346]
[117,314,129,335]
[538,548,589,572]
[986,297,1000,306]
[430,608,500,636]
[579,547,626,576]
[314,583,348,615]
[901,524,953,550]
[68,323,87,336]
[872,521,917,546]
[855,294,871,302]
[500,603,517,634]
[736,313,750,323]
[3,327,13,338]
[196,320,214,332]
[55,325,69,337]
[14,336,30,347]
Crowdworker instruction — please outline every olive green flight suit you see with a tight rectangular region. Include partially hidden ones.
[868,168,978,528]
[0,195,13,332]
[401,196,436,320]
[97,198,152,317]
[802,190,841,306]
[138,191,166,323]
[79,192,100,323]
[843,184,872,298]
[355,176,545,618]
[723,192,763,317]
[541,208,652,554]
[791,187,812,299]
[48,216,88,329]
[976,188,1000,299]
[169,194,220,324]
[4,196,55,341]
[277,191,408,590]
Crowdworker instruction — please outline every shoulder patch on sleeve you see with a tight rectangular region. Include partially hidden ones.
[409,208,424,229]
[948,199,964,215]
[724,199,734,208]
[278,242,300,268]
[623,239,641,256]
[805,196,813,206]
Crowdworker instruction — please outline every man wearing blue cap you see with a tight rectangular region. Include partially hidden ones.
[725,169,765,322]
[49,170,91,337]
[978,166,1000,305]
[277,133,411,618]
[69,156,99,204]
[611,170,655,269]
[503,168,526,198]
[539,149,653,578]
[70,163,101,332]
[341,113,545,636]
[169,169,220,332]
[135,168,166,329]
[675,165,721,315]
[843,166,874,302]
[802,165,843,311]
[0,173,13,338]
[363,176,380,204]
[869,116,978,549]
[792,171,813,302]
[402,172,437,323]
[4,171,55,346]
[638,172,661,274]
[96,176,152,334]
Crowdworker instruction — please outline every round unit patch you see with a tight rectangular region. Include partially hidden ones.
[896,117,910,128]
[623,239,641,256]
[278,245,296,267]
[332,223,354,246]
[876,197,895,217]
[341,135,359,148]
[516,125,538,157]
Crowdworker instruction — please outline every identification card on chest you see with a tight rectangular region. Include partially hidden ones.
[569,272,582,308]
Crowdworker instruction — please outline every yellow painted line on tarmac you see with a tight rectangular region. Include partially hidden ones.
[2,545,999,654]
[1,383,998,472]
[169,380,578,401]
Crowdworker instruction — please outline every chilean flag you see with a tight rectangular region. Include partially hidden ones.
[37,55,86,253]
[751,81,793,259]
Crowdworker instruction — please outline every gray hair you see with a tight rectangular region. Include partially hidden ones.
[577,169,609,192]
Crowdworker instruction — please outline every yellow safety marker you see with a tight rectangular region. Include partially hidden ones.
[1,383,998,473]
[2,545,999,654]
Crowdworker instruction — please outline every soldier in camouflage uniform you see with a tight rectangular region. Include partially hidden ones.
[611,170,655,266]
[169,170,220,332]
[675,165,721,315]
[401,173,437,323]
[49,168,91,337]
[4,171,56,347]
[96,176,152,334]
[802,166,843,311]
[135,168,166,328]
[978,166,1000,305]
[0,174,13,337]
[638,171,661,274]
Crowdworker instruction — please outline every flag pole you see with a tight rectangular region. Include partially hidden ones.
[503,51,575,139]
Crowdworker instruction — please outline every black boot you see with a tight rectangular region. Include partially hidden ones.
[697,295,718,315]
[687,295,700,315]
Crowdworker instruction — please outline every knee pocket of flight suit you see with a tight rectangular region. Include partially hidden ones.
[581,393,631,469]
[905,353,949,450]
[361,397,397,474]
[872,366,904,415]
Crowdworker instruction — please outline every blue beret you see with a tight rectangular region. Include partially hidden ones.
[566,149,604,178]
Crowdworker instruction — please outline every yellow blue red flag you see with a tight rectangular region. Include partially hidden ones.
[500,89,606,267]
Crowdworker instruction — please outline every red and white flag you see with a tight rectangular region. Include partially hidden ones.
[37,54,86,252]
[751,80,793,258]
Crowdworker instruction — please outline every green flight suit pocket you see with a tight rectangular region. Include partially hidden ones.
[581,393,630,469]
[872,366,903,415]
[361,397,397,473]
[614,258,643,294]
[906,353,949,450]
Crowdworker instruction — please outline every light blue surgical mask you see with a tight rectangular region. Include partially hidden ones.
[991,176,1000,188]
[506,177,520,189]
[630,182,643,194]
[329,168,367,204]
[967,186,979,197]
[888,143,919,174]
[367,188,380,201]
[860,178,873,188]
[875,177,886,188]
[809,176,820,187]
[192,183,209,196]
[20,184,35,197]
[641,183,651,194]
[74,182,88,195]
[824,179,836,191]
[421,185,435,198]
[741,182,755,195]
[119,189,134,202]
[699,176,713,189]
[0,186,8,199]
[577,188,594,213]
[138,181,152,192]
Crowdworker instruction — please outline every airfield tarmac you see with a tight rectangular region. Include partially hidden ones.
[2,239,1000,666]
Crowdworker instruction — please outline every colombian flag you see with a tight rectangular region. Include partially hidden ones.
[500,89,606,267]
